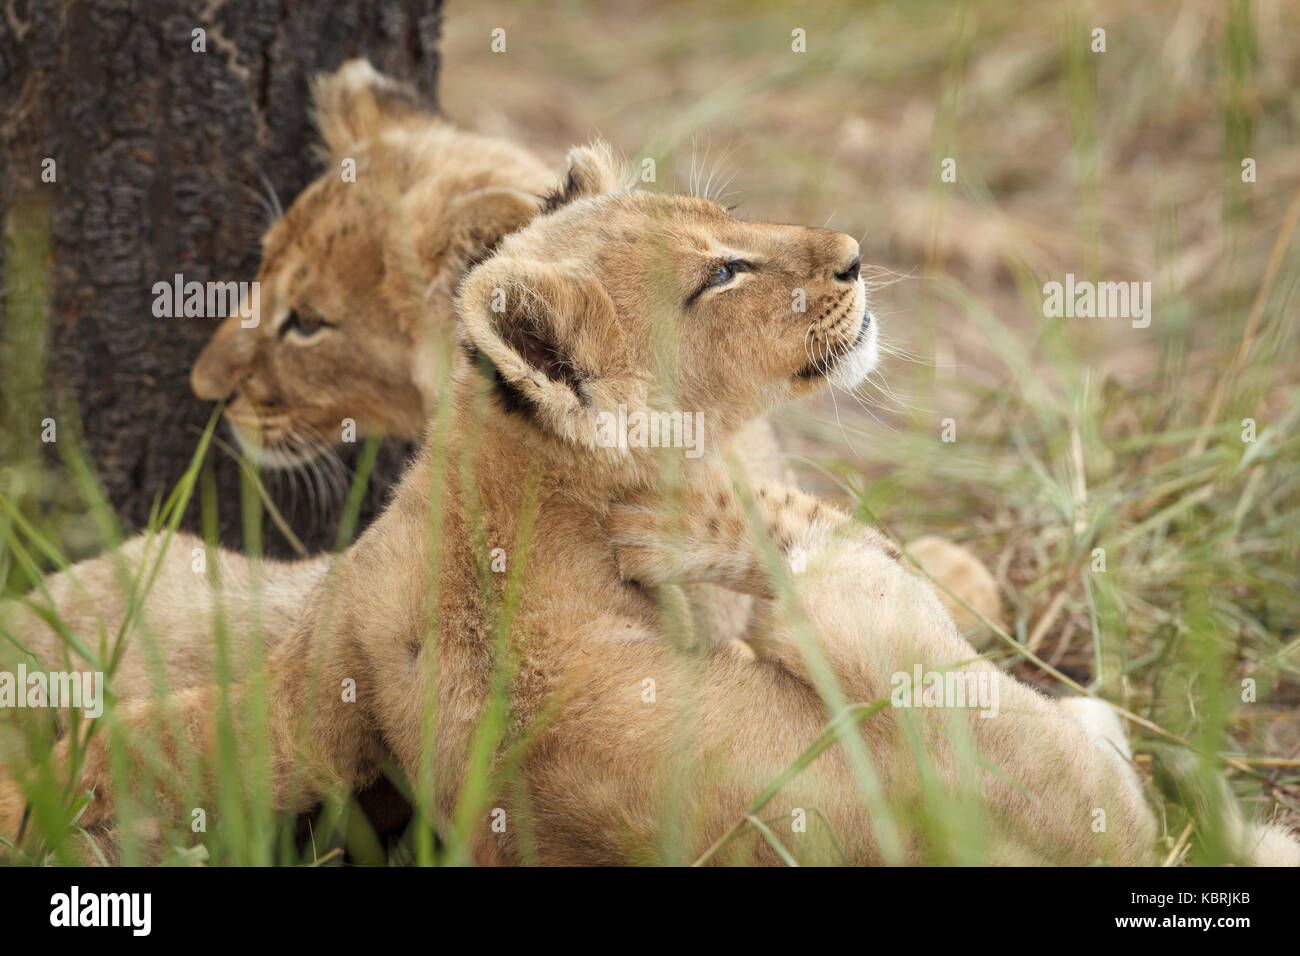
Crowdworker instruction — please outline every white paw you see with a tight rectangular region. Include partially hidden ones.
[1060,696,1132,760]
[1241,822,1300,867]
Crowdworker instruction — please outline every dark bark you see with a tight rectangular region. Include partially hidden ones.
[1,0,440,560]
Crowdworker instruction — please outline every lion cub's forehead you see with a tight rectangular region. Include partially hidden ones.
[259,176,385,278]
[595,193,814,262]
[494,191,813,282]
[524,191,776,260]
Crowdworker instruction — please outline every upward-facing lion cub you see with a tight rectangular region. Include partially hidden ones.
[187,61,998,642]
[2,142,1182,865]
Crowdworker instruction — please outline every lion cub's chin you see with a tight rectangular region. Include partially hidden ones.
[227,420,321,471]
[828,311,880,390]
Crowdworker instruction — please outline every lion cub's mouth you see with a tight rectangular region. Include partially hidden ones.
[795,304,877,386]
[225,413,328,471]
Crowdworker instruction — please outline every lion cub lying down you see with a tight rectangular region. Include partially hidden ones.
[0,61,555,707]
[3,142,1201,865]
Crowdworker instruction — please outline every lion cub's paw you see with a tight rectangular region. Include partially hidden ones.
[1242,823,1300,867]
[605,466,777,596]
[905,535,1003,637]
[605,496,766,595]
[605,501,688,588]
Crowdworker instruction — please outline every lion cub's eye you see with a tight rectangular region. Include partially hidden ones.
[708,263,737,287]
[710,259,753,287]
[688,259,751,304]
[280,309,329,339]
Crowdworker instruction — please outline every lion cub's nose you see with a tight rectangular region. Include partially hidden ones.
[834,256,861,283]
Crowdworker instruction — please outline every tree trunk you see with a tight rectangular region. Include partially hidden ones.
[0,0,441,562]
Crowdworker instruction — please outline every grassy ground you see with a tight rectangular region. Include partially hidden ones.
[2,0,1299,864]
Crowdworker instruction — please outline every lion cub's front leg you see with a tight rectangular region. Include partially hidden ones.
[606,463,898,683]
[607,462,890,599]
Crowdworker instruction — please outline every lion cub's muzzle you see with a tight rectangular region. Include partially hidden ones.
[796,277,873,383]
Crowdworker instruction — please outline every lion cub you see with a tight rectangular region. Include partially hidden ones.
[3,143,1174,865]
[189,58,557,464]
[0,61,557,708]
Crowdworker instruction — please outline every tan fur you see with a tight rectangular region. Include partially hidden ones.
[1,146,1171,864]
[189,62,785,651]
[186,61,988,657]
[0,533,329,715]
[0,64,758,740]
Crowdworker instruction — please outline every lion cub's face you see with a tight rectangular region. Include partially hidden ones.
[618,191,875,416]
[189,59,552,468]
[191,175,425,467]
[459,144,877,466]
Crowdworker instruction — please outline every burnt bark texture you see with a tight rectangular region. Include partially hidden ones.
[0,0,440,559]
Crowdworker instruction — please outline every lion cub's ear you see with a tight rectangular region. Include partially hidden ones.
[457,258,644,449]
[412,185,543,274]
[312,58,434,158]
[542,140,627,211]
